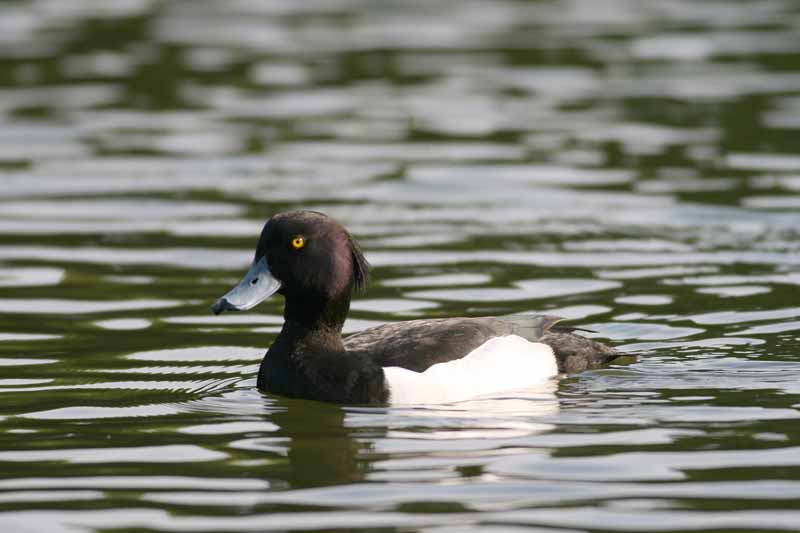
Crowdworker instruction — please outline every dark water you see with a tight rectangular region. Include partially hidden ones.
[1,0,800,531]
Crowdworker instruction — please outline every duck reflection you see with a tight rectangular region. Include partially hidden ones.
[380,382,560,441]
[267,396,371,488]
[264,381,560,489]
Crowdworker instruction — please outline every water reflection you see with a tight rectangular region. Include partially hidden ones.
[271,399,367,488]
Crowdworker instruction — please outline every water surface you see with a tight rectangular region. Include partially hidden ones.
[1,1,800,531]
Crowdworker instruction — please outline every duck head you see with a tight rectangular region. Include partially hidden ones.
[212,211,369,327]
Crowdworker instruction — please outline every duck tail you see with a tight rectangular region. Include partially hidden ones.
[538,331,626,374]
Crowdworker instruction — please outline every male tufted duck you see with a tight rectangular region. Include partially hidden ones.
[212,210,622,405]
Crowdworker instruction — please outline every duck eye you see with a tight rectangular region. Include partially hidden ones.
[291,236,305,250]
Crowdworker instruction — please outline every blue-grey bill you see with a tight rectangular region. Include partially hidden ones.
[211,257,281,315]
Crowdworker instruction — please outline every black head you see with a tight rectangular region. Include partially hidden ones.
[212,210,369,323]
[258,210,369,298]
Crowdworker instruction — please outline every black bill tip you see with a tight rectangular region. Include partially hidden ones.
[211,297,237,315]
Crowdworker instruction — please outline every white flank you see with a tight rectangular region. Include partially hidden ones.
[383,335,558,405]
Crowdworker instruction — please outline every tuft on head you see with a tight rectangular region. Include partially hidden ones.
[347,230,370,293]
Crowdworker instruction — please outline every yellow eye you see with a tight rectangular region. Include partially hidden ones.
[291,236,305,249]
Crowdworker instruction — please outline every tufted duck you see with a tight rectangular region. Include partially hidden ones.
[212,210,622,405]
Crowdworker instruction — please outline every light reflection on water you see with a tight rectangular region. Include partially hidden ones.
[0,0,799,532]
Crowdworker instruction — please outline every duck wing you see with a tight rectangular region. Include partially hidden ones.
[344,314,621,373]
[344,317,512,372]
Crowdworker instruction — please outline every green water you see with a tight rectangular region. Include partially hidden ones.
[1,0,800,531]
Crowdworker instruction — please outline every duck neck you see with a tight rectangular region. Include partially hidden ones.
[258,285,389,404]
[279,287,351,353]
[258,289,348,390]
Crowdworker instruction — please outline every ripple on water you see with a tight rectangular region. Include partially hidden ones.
[0,333,60,341]
[407,279,621,302]
[20,404,185,420]
[1,379,239,395]
[0,198,242,219]
[726,152,800,171]
[615,295,674,306]
[0,246,253,269]
[137,479,800,512]
[94,319,152,330]
[0,266,64,287]
[101,364,257,375]
[367,249,800,269]
[583,322,704,341]
[177,421,279,435]
[0,357,58,367]
[686,307,800,325]
[381,273,492,287]
[0,476,270,490]
[0,445,226,464]
[274,141,526,162]
[696,285,772,298]
[126,346,263,362]
[742,195,800,209]
[619,337,764,353]
[163,315,284,325]
[0,298,184,314]
[487,446,800,482]
[595,266,720,280]
[342,318,393,334]
[665,273,800,287]
[349,298,439,313]
[0,491,103,504]
[409,163,634,186]
[0,509,445,533]
[541,305,612,320]
[728,320,800,336]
